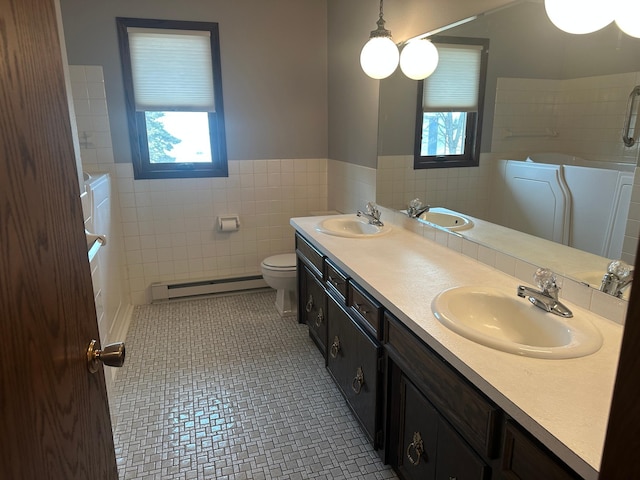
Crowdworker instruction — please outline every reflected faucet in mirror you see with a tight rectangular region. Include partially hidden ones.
[407,198,431,218]
[601,260,634,299]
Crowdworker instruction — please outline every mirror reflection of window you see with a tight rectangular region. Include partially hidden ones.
[414,37,489,169]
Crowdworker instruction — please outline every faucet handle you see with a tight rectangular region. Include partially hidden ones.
[534,268,558,297]
[365,202,380,218]
[607,259,632,279]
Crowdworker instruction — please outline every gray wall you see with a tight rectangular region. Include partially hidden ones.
[59,0,328,163]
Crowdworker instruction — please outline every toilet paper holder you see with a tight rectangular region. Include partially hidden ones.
[217,215,240,232]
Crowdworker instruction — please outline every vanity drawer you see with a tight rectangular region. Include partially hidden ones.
[384,313,500,458]
[325,259,348,302]
[349,281,383,340]
[502,421,581,480]
[295,233,323,278]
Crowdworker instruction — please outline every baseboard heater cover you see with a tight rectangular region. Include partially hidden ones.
[151,275,268,301]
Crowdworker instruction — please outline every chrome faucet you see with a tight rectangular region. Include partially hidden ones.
[357,202,384,226]
[407,198,431,218]
[517,268,573,318]
[600,260,633,298]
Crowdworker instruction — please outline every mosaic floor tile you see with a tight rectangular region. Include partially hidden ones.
[110,290,398,479]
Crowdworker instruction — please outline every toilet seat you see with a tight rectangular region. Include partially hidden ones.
[261,253,296,271]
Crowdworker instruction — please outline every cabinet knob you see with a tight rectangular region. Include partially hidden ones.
[328,275,342,288]
[351,366,365,394]
[407,431,425,466]
[305,294,314,313]
[315,307,324,327]
[354,303,369,316]
[330,336,341,358]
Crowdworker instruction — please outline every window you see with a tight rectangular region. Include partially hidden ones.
[414,37,489,169]
[116,18,228,179]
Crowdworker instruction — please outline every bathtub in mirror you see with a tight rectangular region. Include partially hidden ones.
[376,0,639,294]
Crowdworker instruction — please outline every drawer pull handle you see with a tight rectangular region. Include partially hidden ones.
[407,431,424,466]
[315,307,324,327]
[328,275,342,288]
[330,336,341,358]
[351,366,365,394]
[305,294,314,313]
[354,303,369,316]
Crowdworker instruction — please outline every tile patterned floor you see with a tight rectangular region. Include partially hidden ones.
[109,290,398,479]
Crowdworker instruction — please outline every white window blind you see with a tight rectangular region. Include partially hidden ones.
[422,44,483,112]
[128,27,215,112]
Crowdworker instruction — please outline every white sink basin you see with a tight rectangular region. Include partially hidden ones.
[315,216,391,238]
[431,286,602,359]
[418,210,473,231]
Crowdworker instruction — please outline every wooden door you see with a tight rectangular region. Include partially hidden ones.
[0,0,118,478]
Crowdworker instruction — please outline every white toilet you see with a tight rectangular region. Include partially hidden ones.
[261,253,297,317]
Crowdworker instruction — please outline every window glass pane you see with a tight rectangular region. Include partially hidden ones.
[420,112,467,156]
[145,111,212,163]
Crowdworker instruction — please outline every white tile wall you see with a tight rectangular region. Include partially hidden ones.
[70,65,328,304]
[376,154,492,219]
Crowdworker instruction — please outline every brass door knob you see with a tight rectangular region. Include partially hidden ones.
[87,339,126,373]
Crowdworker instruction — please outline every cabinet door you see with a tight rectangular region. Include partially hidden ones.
[300,265,327,356]
[397,375,439,480]
[436,419,490,480]
[327,295,381,442]
[502,422,581,480]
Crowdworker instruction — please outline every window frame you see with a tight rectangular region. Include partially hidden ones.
[413,36,489,170]
[116,17,228,179]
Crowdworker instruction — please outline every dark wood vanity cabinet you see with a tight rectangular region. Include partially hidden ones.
[294,231,585,480]
[501,422,582,480]
[385,313,497,480]
[327,293,382,445]
[396,374,489,480]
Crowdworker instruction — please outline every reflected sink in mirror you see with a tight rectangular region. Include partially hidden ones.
[316,216,391,238]
[432,286,603,359]
[418,208,473,231]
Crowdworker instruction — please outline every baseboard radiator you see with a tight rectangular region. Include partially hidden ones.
[150,275,268,302]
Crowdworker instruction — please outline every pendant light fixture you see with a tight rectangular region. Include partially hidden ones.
[400,39,439,80]
[615,0,640,38]
[544,0,613,34]
[360,0,399,80]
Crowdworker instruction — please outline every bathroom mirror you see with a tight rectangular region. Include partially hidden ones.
[377,0,640,292]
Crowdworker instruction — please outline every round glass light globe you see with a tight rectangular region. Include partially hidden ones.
[544,0,614,34]
[400,40,439,80]
[615,0,640,38]
[360,36,399,79]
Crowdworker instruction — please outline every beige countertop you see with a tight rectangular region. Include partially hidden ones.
[291,214,623,480]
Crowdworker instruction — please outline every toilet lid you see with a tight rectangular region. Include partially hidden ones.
[263,253,296,269]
